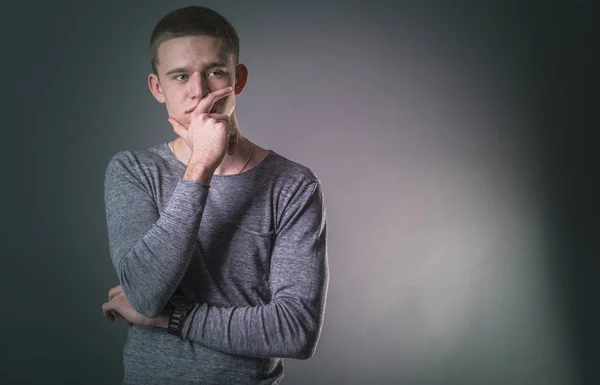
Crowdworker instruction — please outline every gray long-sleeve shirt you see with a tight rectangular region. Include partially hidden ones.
[104,143,329,385]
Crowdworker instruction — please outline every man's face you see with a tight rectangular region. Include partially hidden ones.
[148,35,245,127]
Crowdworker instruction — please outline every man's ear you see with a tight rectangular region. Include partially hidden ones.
[234,63,249,96]
[148,73,166,103]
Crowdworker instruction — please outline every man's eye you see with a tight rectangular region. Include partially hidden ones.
[208,71,223,78]
[174,74,187,81]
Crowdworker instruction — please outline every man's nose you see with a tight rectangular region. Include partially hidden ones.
[187,72,208,99]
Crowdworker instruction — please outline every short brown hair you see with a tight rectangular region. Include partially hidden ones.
[149,6,240,75]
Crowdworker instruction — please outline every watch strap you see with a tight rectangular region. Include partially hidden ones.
[167,296,195,338]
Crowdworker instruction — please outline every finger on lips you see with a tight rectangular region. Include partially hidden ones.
[169,85,233,134]
[193,86,233,116]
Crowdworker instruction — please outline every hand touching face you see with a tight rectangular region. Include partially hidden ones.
[168,86,239,171]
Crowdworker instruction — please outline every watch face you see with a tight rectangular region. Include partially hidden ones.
[170,295,194,308]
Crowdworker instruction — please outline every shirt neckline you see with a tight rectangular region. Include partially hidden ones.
[161,141,274,178]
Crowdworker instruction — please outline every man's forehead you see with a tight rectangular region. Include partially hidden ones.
[157,35,232,67]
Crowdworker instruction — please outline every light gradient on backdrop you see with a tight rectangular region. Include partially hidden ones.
[6,1,593,384]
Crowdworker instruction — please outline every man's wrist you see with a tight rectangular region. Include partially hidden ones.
[166,296,196,337]
[183,159,214,183]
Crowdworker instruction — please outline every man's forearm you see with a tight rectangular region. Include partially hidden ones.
[112,181,209,317]
[181,297,326,360]
[105,153,212,318]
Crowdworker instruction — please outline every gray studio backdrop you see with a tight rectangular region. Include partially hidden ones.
[6,1,596,384]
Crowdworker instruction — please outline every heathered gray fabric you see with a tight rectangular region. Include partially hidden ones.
[104,142,329,385]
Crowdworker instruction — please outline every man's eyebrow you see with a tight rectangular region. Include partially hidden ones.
[164,62,228,76]
[165,67,188,76]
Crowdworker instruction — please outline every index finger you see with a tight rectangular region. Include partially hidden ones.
[192,86,234,116]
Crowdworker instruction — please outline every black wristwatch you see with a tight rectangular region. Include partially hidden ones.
[167,295,196,338]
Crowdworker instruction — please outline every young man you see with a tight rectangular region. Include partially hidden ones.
[101,6,329,385]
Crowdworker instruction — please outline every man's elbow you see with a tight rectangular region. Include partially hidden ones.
[121,283,164,318]
[117,260,167,318]
[284,328,321,360]
[293,346,317,360]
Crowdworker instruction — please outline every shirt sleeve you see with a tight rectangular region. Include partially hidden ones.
[181,180,329,359]
[104,151,210,317]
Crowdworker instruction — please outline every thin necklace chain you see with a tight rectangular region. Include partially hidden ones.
[237,139,252,174]
[171,138,252,175]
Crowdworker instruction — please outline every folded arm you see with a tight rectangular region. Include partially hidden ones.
[181,181,329,359]
[104,152,210,317]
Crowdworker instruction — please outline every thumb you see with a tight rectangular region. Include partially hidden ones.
[168,117,187,138]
